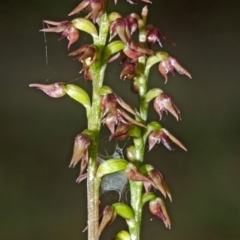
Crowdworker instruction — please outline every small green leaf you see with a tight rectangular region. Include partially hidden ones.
[115,230,131,240]
[98,86,113,96]
[146,51,169,70]
[145,88,163,103]
[64,84,91,109]
[142,192,157,207]
[103,40,125,61]
[72,18,98,38]
[129,125,141,138]
[96,159,128,178]
[112,203,135,219]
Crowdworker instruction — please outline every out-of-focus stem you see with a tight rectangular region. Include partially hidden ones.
[129,7,149,240]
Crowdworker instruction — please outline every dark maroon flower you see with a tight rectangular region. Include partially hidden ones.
[145,24,175,48]
[109,122,130,140]
[29,82,66,98]
[149,198,171,229]
[123,41,154,60]
[69,133,90,168]
[101,93,136,118]
[40,21,79,49]
[69,44,97,79]
[110,18,131,44]
[109,16,138,44]
[147,169,172,201]
[101,93,145,140]
[98,206,116,236]
[80,62,93,81]
[120,62,137,80]
[158,56,192,83]
[125,163,154,185]
[69,44,97,65]
[148,128,187,151]
[153,93,181,121]
[69,0,105,23]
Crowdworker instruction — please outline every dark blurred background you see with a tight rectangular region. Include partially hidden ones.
[1,0,240,239]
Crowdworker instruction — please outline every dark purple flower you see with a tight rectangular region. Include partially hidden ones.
[69,133,90,167]
[158,56,192,83]
[149,198,171,229]
[123,41,154,60]
[125,163,155,185]
[40,21,79,49]
[148,128,187,151]
[69,44,97,79]
[120,62,137,80]
[109,122,130,140]
[109,16,138,44]
[98,205,116,236]
[145,24,175,48]
[68,0,105,23]
[69,44,97,65]
[153,93,181,121]
[147,169,172,201]
[101,93,145,140]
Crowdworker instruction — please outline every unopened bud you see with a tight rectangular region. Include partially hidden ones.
[29,82,66,98]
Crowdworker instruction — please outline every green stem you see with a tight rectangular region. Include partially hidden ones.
[87,11,109,240]
[129,11,150,240]
[87,64,106,240]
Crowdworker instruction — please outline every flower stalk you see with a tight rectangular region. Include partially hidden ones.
[86,11,110,240]
[31,1,191,240]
